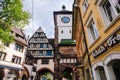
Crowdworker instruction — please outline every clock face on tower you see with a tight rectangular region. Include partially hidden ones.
[61,16,70,23]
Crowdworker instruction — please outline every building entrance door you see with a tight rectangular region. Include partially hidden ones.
[0,69,4,80]
[112,61,120,80]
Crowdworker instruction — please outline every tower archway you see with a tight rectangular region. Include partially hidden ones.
[62,67,73,80]
[36,68,53,80]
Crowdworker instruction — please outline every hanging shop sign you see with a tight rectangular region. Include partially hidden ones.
[92,34,120,58]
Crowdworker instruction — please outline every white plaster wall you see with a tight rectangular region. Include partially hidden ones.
[24,64,36,76]
[56,14,72,43]
[56,14,72,27]
[58,27,72,43]
[4,42,25,64]
[37,59,54,73]
[24,64,36,80]
[0,60,22,69]
[0,42,26,69]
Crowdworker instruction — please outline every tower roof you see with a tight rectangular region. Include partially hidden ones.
[59,39,76,46]
[53,5,72,14]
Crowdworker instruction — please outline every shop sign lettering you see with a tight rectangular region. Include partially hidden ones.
[92,34,120,58]
[107,34,120,46]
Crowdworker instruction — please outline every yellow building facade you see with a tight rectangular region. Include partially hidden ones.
[73,0,120,80]
[73,0,93,80]
[72,0,86,79]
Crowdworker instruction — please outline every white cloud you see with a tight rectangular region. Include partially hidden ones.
[23,0,74,38]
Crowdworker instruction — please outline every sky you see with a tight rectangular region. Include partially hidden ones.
[23,0,74,38]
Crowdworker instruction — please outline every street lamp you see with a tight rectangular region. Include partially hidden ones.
[55,49,61,80]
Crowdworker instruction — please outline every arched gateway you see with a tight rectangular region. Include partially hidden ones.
[36,68,53,80]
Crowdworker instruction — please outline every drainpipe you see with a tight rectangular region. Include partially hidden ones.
[73,3,94,80]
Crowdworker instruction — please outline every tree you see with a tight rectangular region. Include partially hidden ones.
[0,0,30,44]
[45,72,52,80]
[62,71,72,80]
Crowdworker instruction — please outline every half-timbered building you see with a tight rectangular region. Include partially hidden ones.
[26,27,55,80]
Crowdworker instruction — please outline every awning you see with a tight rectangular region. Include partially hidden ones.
[0,65,23,70]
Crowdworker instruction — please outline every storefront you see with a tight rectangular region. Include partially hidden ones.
[92,53,120,80]
[6,70,19,80]
[0,65,23,80]
[92,32,120,80]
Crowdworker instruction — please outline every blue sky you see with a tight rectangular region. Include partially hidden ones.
[23,0,74,38]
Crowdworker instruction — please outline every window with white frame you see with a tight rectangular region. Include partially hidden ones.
[87,19,99,43]
[113,0,120,13]
[99,0,120,24]
[82,0,89,13]
[11,56,21,64]
[15,43,24,52]
[0,52,6,60]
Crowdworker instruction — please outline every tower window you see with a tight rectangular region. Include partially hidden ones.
[41,59,49,64]
[70,30,72,33]
[61,30,63,33]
